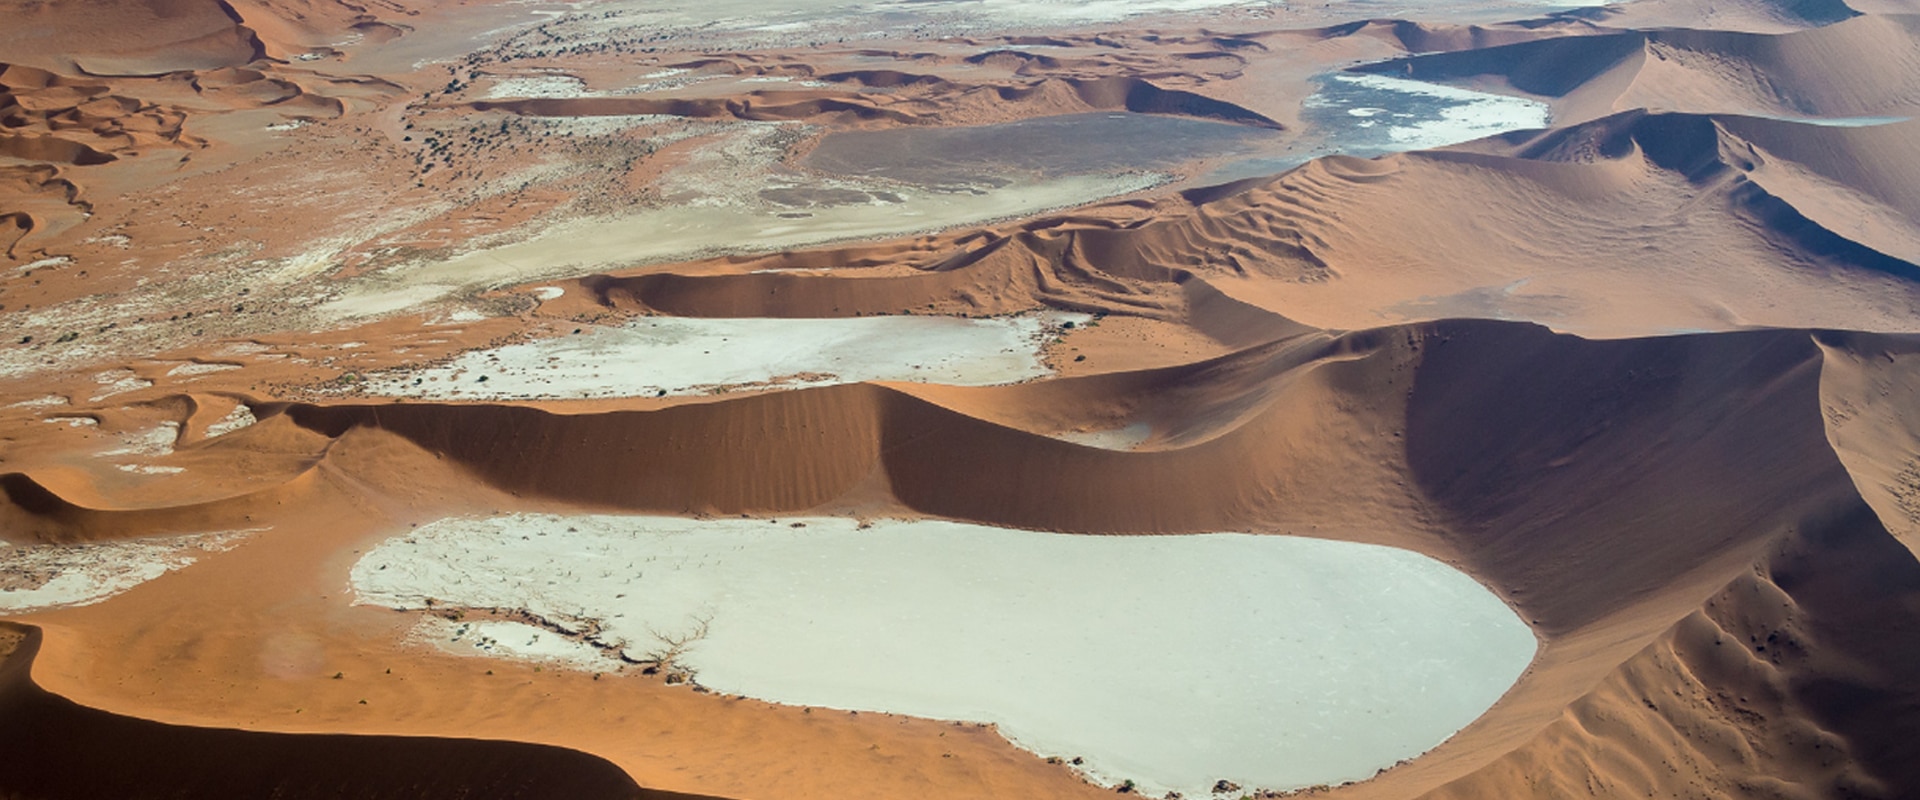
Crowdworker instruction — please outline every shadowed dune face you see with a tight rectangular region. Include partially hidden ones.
[1420,499,1920,800]
[0,624,713,800]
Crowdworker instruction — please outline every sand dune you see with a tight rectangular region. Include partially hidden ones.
[565,108,1920,337]
[1817,331,1920,550]
[0,623,712,800]
[9,320,1918,799]
[1356,15,1920,122]
[0,0,264,76]
[943,110,1920,335]
[1419,489,1920,798]
[470,73,1281,129]
[7,1,1920,798]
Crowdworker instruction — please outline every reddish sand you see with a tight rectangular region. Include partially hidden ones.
[6,0,1920,798]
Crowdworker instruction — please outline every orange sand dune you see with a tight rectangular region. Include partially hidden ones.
[0,623,718,800]
[1356,14,1920,122]
[0,0,426,74]
[579,107,1920,337]
[1027,110,1920,335]
[470,73,1281,129]
[0,0,264,76]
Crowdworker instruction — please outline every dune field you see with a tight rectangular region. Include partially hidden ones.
[4,0,1920,797]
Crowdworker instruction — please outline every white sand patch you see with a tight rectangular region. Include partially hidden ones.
[89,369,153,401]
[530,286,565,301]
[214,342,273,357]
[43,416,97,427]
[484,74,592,99]
[1331,74,1550,150]
[0,529,259,614]
[359,312,1083,400]
[352,514,1537,797]
[323,172,1162,319]
[167,362,242,377]
[116,464,187,475]
[413,617,618,670]
[205,405,257,438]
[436,309,489,324]
[102,422,178,458]
[14,256,69,274]
[6,394,68,409]
[267,239,351,283]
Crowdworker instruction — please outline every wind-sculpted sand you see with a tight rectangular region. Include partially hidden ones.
[6,0,1920,798]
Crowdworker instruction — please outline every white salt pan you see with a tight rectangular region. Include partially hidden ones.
[1329,74,1551,151]
[324,172,1160,318]
[0,529,258,614]
[484,74,592,100]
[352,514,1537,796]
[360,312,1083,400]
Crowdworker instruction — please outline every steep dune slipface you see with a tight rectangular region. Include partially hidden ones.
[1715,116,1920,266]
[1355,326,1920,800]
[1813,331,1920,552]
[1416,501,1920,800]
[1403,324,1847,635]
[266,347,1416,537]
[0,623,716,800]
